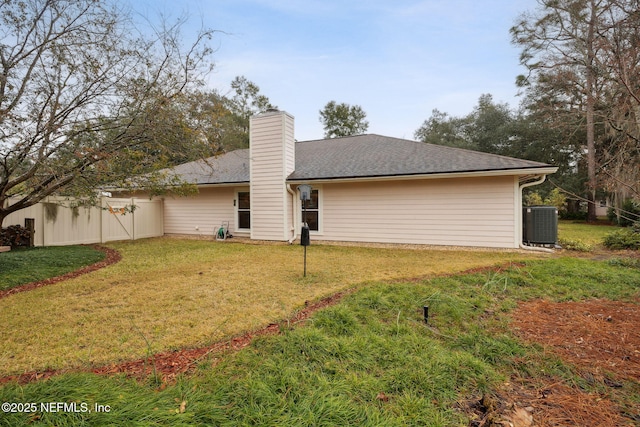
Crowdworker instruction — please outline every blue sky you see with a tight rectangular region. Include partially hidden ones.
[129,0,537,141]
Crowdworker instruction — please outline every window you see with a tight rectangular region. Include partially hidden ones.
[301,189,319,231]
[237,191,250,230]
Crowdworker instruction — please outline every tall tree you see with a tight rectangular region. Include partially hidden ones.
[598,0,640,204]
[172,89,237,157]
[415,94,515,155]
[0,0,214,226]
[414,109,472,149]
[467,94,516,155]
[319,101,369,138]
[511,0,640,220]
[220,76,276,150]
[415,94,584,202]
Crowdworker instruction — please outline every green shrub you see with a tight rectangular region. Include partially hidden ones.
[608,198,640,227]
[560,211,588,221]
[603,226,640,250]
[606,206,617,224]
[525,189,567,216]
[524,191,544,206]
[607,257,640,269]
[558,237,593,252]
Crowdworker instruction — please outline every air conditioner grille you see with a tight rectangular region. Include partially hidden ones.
[523,206,558,245]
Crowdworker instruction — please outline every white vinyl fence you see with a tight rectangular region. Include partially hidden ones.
[3,196,163,246]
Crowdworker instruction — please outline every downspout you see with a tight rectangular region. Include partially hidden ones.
[519,175,556,253]
[286,184,297,244]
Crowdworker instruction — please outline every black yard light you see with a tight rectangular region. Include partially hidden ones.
[298,184,312,277]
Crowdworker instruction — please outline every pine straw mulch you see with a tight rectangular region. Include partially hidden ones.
[464,298,640,427]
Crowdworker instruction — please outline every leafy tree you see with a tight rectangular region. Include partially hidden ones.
[414,109,472,149]
[467,95,515,155]
[112,77,277,165]
[525,188,567,214]
[511,109,588,210]
[220,76,277,150]
[415,95,515,155]
[415,94,585,208]
[511,0,640,220]
[181,89,232,155]
[319,101,369,138]
[597,1,640,206]
[0,0,214,226]
[164,79,276,157]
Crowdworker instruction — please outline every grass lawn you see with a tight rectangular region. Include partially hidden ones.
[0,246,105,291]
[1,226,639,426]
[1,254,639,426]
[558,219,620,248]
[0,238,539,377]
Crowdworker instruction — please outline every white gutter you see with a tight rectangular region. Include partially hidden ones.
[286,184,297,244]
[287,167,559,185]
[518,175,555,253]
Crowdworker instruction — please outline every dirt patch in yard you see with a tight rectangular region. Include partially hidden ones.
[466,298,640,426]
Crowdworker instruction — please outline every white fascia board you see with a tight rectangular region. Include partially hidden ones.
[287,167,559,185]
[195,182,250,189]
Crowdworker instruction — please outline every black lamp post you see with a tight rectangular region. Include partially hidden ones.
[298,184,312,277]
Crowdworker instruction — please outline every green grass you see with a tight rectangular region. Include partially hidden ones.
[0,238,536,376]
[1,256,639,426]
[0,246,105,291]
[1,226,639,425]
[558,220,620,250]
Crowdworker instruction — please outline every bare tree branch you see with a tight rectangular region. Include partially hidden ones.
[0,0,215,225]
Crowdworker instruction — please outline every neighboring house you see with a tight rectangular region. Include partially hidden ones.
[597,198,611,218]
[155,109,557,249]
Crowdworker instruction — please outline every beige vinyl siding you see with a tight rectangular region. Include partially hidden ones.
[283,116,296,239]
[283,117,295,176]
[249,111,295,240]
[316,176,518,248]
[163,187,239,236]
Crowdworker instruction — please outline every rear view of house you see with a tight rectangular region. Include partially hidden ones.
[160,109,557,249]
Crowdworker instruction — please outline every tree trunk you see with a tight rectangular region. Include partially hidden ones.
[586,0,598,222]
[586,94,597,222]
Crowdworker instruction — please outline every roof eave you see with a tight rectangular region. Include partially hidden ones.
[194,181,250,188]
[286,166,559,184]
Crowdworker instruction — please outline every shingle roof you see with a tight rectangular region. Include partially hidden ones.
[289,134,552,181]
[168,134,554,185]
[167,149,249,185]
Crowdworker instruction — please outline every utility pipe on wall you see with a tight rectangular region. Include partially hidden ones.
[519,175,555,253]
[286,184,297,244]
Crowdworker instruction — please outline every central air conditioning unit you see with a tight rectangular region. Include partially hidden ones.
[523,206,558,246]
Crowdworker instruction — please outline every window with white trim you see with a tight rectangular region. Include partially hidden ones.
[301,189,319,231]
[237,191,250,230]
